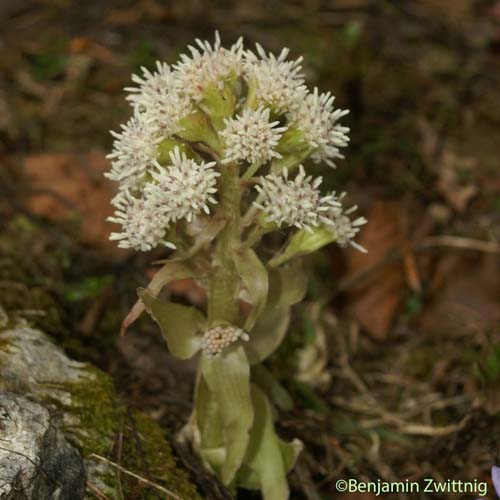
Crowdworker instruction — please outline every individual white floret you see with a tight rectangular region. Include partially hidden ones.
[323,193,367,252]
[173,32,244,101]
[289,87,350,167]
[220,107,287,165]
[145,147,219,223]
[244,44,307,114]
[105,113,160,188]
[254,166,340,231]
[107,190,175,251]
[201,325,249,358]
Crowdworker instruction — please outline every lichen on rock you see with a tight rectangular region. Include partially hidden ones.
[0,392,86,500]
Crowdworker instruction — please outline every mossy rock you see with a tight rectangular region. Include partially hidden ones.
[0,318,201,500]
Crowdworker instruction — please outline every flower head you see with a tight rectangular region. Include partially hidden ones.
[323,193,367,252]
[125,61,174,106]
[105,113,160,188]
[107,190,175,251]
[125,61,194,137]
[254,166,340,231]
[145,147,219,223]
[289,87,350,167]
[244,44,307,114]
[201,325,249,358]
[173,32,244,102]
[220,107,287,165]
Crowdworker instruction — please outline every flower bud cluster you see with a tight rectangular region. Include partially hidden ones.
[201,325,250,358]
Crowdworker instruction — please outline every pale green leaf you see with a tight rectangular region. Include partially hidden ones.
[237,439,302,491]
[269,226,335,267]
[199,447,226,476]
[202,347,254,485]
[193,372,226,474]
[268,260,309,309]
[236,385,291,500]
[246,306,290,365]
[177,109,222,153]
[194,373,224,450]
[251,365,293,411]
[121,260,197,336]
[280,439,303,472]
[232,247,269,331]
[139,288,205,359]
[157,138,199,163]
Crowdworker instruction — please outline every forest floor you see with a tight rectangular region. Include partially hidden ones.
[1,1,500,499]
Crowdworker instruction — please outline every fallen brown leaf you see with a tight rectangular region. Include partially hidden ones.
[23,151,119,252]
[343,201,408,341]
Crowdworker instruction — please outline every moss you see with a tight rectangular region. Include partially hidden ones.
[44,365,200,500]
[59,365,122,457]
[120,410,201,500]
[0,336,13,360]
[0,216,67,337]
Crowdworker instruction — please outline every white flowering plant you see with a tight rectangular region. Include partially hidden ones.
[106,32,366,500]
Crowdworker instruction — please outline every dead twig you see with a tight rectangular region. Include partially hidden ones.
[336,234,500,294]
[417,235,500,253]
[295,458,323,500]
[87,482,111,500]
[89,454,183,500]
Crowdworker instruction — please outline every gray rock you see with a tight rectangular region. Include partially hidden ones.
[0,392,86,500]
[0,313,202,500]
[0,322,86,405]
[0,321,108,498]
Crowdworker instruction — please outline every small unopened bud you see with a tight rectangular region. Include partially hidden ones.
[201,325,249,358]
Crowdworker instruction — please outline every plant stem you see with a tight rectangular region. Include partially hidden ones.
[242,161,263,181]
[208,163,241,324]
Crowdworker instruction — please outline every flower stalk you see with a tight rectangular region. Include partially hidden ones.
[209,163,241,324]
[105,32,367,500]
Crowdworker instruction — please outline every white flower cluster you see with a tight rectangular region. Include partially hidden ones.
[289,87,350,167]
[244,44,307,113]
[105,116,161,188]
[254,168,367,250]
[254,166,339,231]
[106,32,360,252]
[322,193,368,252]
[145,148,219,223]
[107,148,218,251]
[201,325,250,358]
[173,32,244,101]
[220,107,286,164]
[108,189,174,251]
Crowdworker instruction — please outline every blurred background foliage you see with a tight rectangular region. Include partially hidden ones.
[1,0,500,498]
